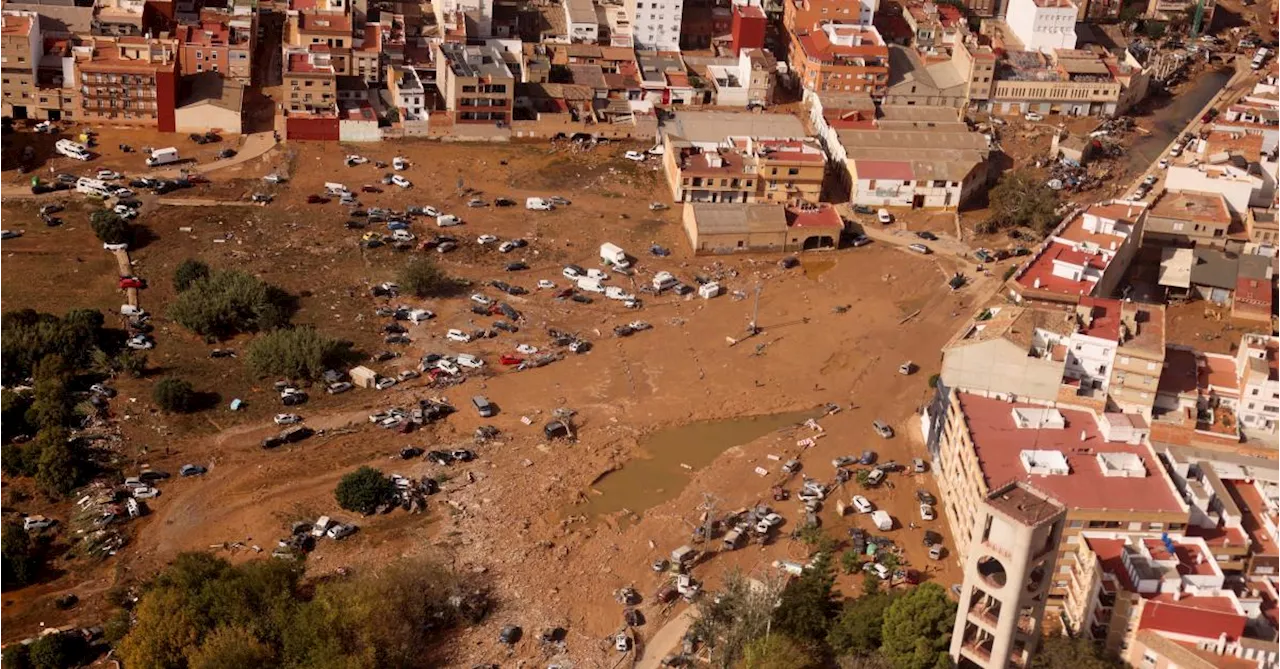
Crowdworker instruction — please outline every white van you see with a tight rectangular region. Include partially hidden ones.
[653,271,678,291]
[576,277,604,293]
[600,242,629,268]
[699,282,721,299]
[146,147,181,167]
[871,510,893,531]
[55,139,91,161]
[312,516,331,537]
[76,177,111,197]
[324,182,349,195]
[526,197,553,211]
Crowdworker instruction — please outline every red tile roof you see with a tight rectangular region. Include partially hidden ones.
[786,204,843,229]
[1014,241,1108,296]
[1077,297,1122,341]
[856,160,913,180]
[957,393,1184,514]
[1224,479,1279,558]
[1139,599,1246,641]
[1234,276,1272,312]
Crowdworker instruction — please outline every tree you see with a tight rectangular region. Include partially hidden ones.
[119,350,149,378]
[1,519,39,589]
[1,644,31,669]
[397,258,455,298]
[985,169,1060,237]
[35,428,79,499]
[167,269,291,339]
[335,467,395,515]
[173,259,211,292]
[90,209,133,245]
[840,550,861,575]
[188,626,277,669]
[738,634,815,669]
[880,583,956,669]
[154,377,197,413]
[2,389,34,443]
[772,552,837,643]
[880,553,900,571]
[861,571,881,596]
[827,592,896,657]
[1,308,105,384]
[27,633,87,669]
[245,327,348,381]
[1031,635,1126,669]
[692,570,786,669]
[26,356,72,430]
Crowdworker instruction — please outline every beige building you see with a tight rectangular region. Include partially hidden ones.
[1,11,39,119]
[435,42,513,124]
[174,72,243,133]
[663,134,826,204]
[941,304,1072,404]
[974,48,1149,118]
[681,202,843,254]
[283,49,337,116]
[73,35,180,130]
[1145,190,1235,248]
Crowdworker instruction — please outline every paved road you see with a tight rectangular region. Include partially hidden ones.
[151,131,277,179]
[634,607,696,669]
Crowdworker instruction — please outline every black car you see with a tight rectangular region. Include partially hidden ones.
[494,198,516,207]
[262,435,286,449]
[490,280,512,292]
[505,261,529,272]
[427,450,454,465]
[916,489,937,505]
[494,321,518,333]
[40,204,64,216]
[400,447,424,460]
[916,231,939,241]
[923,530,942,547]
[56,173,78,185]
[849,527,867,552]
[571,294,593,304]
[282,392,308,406]
[383,322,408,334]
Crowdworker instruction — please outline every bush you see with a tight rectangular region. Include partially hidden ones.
[927,373,940,389]
[880,583,955,669]
[90,210,132,245]
[245,327,348,381]
[335,466,396,515]
[397,258,455,298]
[1,308,105,385]
[167,269,291,339]
[27,632,87,669]
[2,389,34,443]
[35,427,79,499]
[173,259,211,292]
[153,377,196,413]
[26,356,73,430]
[2,519,39,590]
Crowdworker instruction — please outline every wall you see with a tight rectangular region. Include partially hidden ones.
[174,103,242,134]
[285,115,339,140]
[339,118,380,141]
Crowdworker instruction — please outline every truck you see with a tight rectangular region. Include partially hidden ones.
[55,139,91,161]
[871,510,893,531]
[600,242,630,269]
[1251,47,1269,70]
[145,147,181,167]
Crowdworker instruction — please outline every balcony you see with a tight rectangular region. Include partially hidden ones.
[968,596,1002,630]
[962,639,993,663]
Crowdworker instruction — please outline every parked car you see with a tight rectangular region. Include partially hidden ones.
[274,413,302,425]
[180,464,207,477]
[1024,111,1044,122]
[872,420,894,438]
[447,329,472,343]
[852,496,874,513]
[436,214,462,227]
[877,209,892,224]
[327,381,354,394]
[624,151,646,161]
[907,243,931,255]
[391,175,412,188]
[920,503,936,521]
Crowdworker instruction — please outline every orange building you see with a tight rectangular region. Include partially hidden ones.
[74,35,178,131]
[176,12,255,84]
[788,22,889,96]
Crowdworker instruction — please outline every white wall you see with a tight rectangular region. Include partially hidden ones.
[1165,166,1258,217]
[629,0,682,51]
[1005,0,1077,54]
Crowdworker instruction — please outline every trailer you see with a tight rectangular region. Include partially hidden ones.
[56,139,91,161]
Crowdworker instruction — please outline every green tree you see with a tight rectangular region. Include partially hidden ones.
[245,327,348,381]
[840,550,861,575]
[1,308,104,385]
[827,592,896,657]
[1,643,31,669]
[397,258,455,298]
[26,356,72,430]
[173,259,212,292]
[880,553,900,571]
[880,583,956,669]
[153,377,197,413]
[119,350,149,378]
[189,625,277,669]
[35,427,79,499]
[691,570,784,669]
[28,632,87,669]
[738,634,815,669]
[335,467,395,515]
[985,169,1061,237]
[90,209,132,245]
[1031,635,1126,669]
[1,519,39,589]
[2,389,34,443]
[772,552,837,643]
[167,269,291,339]
[862,571,881,595]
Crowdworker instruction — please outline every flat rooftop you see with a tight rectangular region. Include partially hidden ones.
[667,111,808,145]
[957,392,1184,514]
[1150,191,1232,225]
[438,43,513,80]
[1224,479,1279,558]
[986,481,1065,526]
[1014,240,1107,296]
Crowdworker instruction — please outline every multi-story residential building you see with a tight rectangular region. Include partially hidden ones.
[93,0,147,37]
[730,4,767,54]
[625,0,683,51]
[1004,0,1077,54]
[1105,301,1167,418]
[902,1,966,52]
[784,0,878,35]
[663,136,827,204]
[1,11,39,120]
[388,65,427,120]
[1165,162,1274,219]
[950,481,1066,669]
[1245,208,1278,256]
[73,35,179,131]
[177,13,255,84]
[789,23,889,96]
[1010,201,1147,305]
[565,0,600,43]
[283,48,337,116]
[1144,190,1235,248]
[351,24,383,84]
[941,303,1074,404]
[435,42,513,124]
[933,391,1190,609]
[1236,334,1279,437]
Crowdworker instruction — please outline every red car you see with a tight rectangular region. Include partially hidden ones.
[306,194,329,204]
[500,355,524,366]
[119,277,145,289]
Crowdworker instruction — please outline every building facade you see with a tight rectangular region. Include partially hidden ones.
[789,23,889,96]
[74,35,178,131]
[625,0,683,51]
[1144,190,1235,248]
[1004,0,1077,54]
[435,43,514,124]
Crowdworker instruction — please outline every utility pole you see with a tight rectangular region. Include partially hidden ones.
[747,283,763,335]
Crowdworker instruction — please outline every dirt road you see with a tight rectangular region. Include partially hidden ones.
[635,607,696,669]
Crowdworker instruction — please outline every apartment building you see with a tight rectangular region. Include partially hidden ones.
[941,304,1075,404]
[789,23,889,97]
[663,136,827,204]
[565,0,599,43]
[903,1,966,51]
[1236,334,1279,437]
[934,391,1189,608]
[435,42,513,124]
[1,11,39,120]
[283,48,337,116]
[1144,190,1236,249]
[388,65,427,120]
[1010,201,1147,305]
[1146,0,1215,31]
[1105,302,1167,418]
[1165,162,1274,219]
[625,0,682,51]
[73,35,178,131]
[784,0,878,34]
[1004,0,1077,54]
[177,13,255,83]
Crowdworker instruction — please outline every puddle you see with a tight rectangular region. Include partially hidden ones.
[803,259,836,280]
[571,410,819,521]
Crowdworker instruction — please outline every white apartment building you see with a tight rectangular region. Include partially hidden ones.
[626,0,682,51]
[1004,0,1078,53]
[1237,333,1279,437]
[565,0,599,43]
[1165,162,1275,218]
[390,65,427,120]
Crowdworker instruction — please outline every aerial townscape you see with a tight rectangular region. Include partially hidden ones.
[0,0,1277,662]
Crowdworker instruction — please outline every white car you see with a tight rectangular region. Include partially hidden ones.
[446,329,472,343]
[877,208,892,224]
[393,157,408,171]
[114,204,138,218]
[104,241,129,251]
[562,265,585,279]
[126,334,154,350]
[920,504,936,521]
[391,230,416,242]
[23,516,54,531]
[397,369,420,381]
[470,293,493,306]
[852,495,874,514]
[274,413,302,425]
[132,486,160,499]
[515,344,539,355]
[867,562,890,580]
[435,358,460,375]
[526,197,553,211]
[96,169,122,180]
[1158,158,1169,169]
[408,309,434,323]
[624,151,646,161]
[586,268,609,281]
[477,234,498,245]
[422,206,440,218]
[497,241,518,253]
[537,279,556,289]
[264,173,286,184]
[346,154,369,165]
[605,286,634,301]
[374,376,398,390]
[436,214,462,227]
[456,353,484,369]
[391,175,412,189]
[1024,111,1044,122]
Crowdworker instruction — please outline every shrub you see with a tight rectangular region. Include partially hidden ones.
[335,467,396,515]
[1,308,105,385]
[35,427,79,499]
[90,210,132,245]
[2,519,39,590]
[154,377,197,413]
[397,258,455,298]
[173,259,211,292]
[927,373,941,389]
[245,327,348,381]
[167,269,290,339]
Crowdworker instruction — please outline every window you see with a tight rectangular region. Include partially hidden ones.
[195,50,203,59]
[1141,651,1157,668]
[787,168,799,176]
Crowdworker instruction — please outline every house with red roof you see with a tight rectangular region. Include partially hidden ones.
[1009,200,1147,305]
